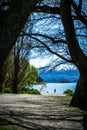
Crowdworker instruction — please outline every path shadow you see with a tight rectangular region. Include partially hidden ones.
[83,115,87,130]
[0,108,86,130]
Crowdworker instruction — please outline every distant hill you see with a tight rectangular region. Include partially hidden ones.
[38,66,80,83]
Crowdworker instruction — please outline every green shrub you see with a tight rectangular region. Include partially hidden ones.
[0,125,18,130]
[4,87,12,93]
[21,87,40,94]
[63,89,74,96]
[29,89,40,94]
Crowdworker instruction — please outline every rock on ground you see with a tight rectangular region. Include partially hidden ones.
[0,94,87,130]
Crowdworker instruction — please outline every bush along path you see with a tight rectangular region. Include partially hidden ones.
[0,94,87,130]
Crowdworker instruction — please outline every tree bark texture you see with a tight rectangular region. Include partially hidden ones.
[13,51,19,93]
[60,0,87,110]
[0,0,39,92]
[70,71,87,110]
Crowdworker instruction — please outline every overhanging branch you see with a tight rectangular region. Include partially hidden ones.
[34,5,60,14]
[71,0,87,26]
[21,33,67,44]
[34,2,87,27]
[29,36,73,63]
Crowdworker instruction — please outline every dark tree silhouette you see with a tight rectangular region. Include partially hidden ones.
[0,0,39,92]
[60,0,87,110]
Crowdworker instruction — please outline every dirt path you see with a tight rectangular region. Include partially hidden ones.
[0,94,87,130]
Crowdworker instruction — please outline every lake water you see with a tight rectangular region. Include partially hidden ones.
[32,83,77,94]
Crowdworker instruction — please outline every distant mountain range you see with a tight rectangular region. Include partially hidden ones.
[38,65,80,83]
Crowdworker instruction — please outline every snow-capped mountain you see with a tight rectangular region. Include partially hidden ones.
[38,64,79,83]
[55,64,77,71]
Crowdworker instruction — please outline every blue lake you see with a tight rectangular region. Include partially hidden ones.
[32,83,77,94]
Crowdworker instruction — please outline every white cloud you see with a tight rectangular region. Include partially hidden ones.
[30,58,50,68]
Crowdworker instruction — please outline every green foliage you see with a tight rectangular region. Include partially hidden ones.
[63,89,74,96]
[28,89,40,94]
[22,64,38,86]
[2,52,39,93]
[4,87,12,93]
[21,87,40,94]
[3,86,40,94]
[0,125,18,130]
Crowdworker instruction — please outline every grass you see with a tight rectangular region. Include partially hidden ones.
[0,125,18,130]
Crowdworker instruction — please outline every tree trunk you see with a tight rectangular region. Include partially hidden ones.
[0,68,4,92]
[0,59,5,92]
[60,0,87,110]
[13,45,20,93]
[13,57,19,93]
[70,71,87,110]
[0,0,39,92]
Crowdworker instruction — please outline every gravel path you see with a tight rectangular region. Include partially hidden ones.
[0,94,87,130]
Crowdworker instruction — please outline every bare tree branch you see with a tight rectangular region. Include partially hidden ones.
[30,36,73,63]
[34,5,60,14]
[21,33,67,44]
[71,0,87,26]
